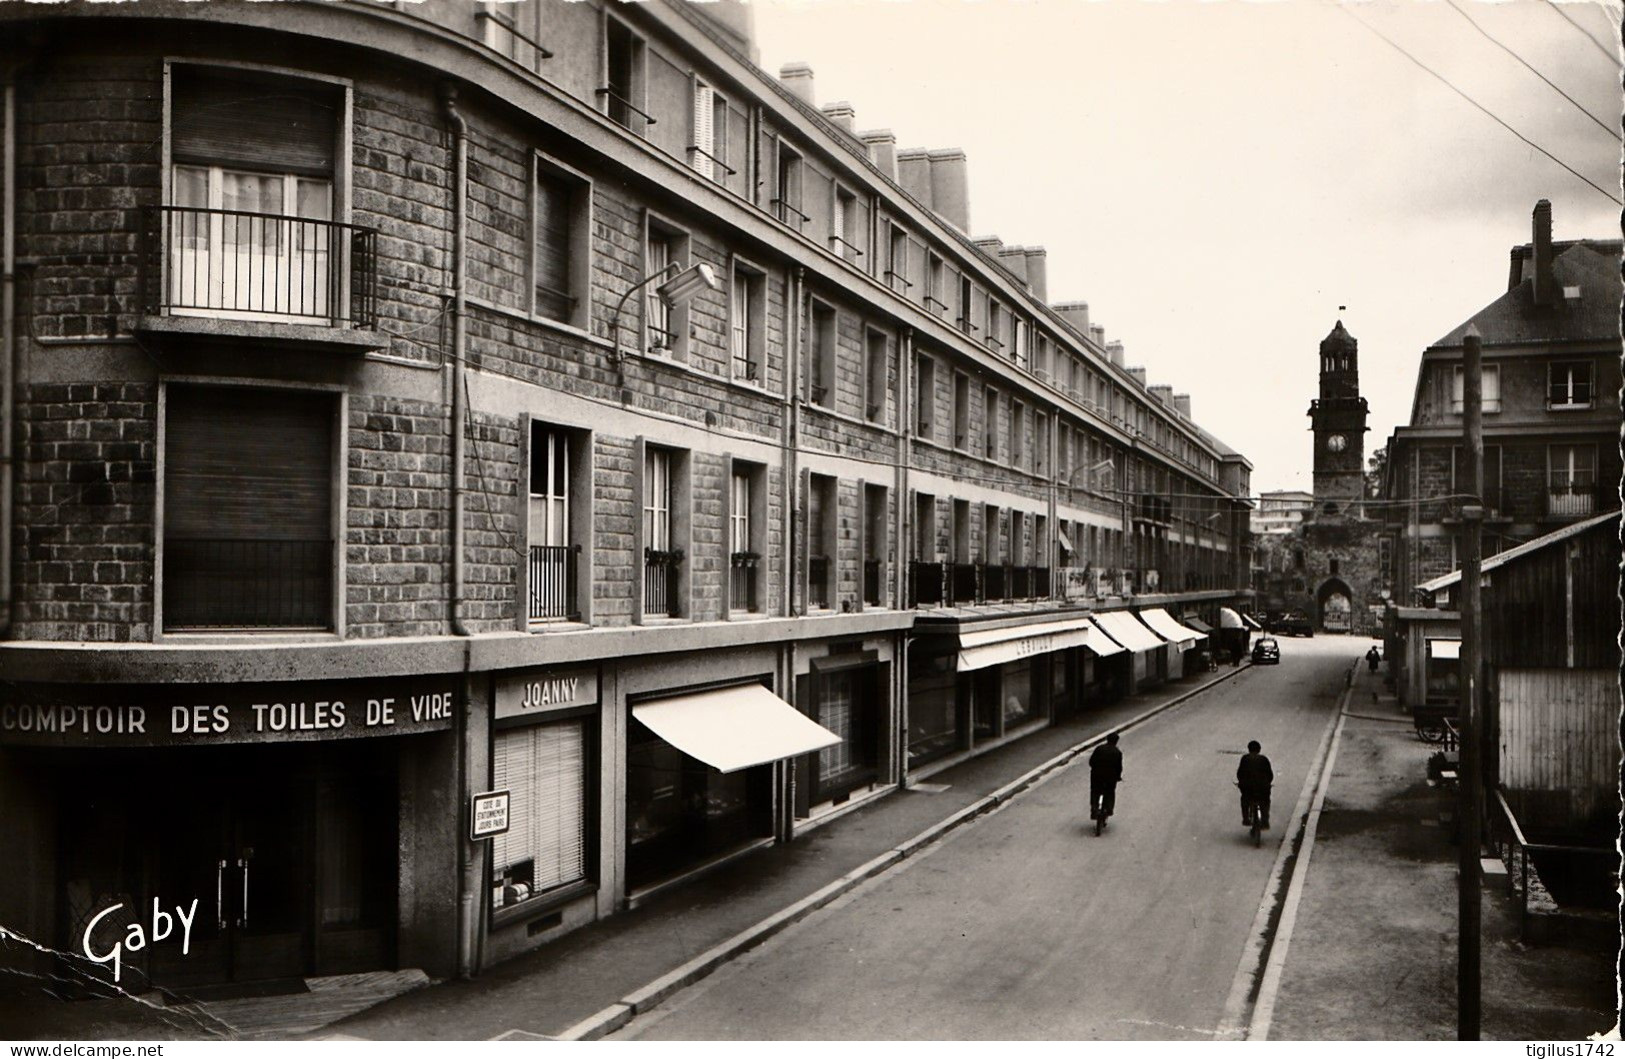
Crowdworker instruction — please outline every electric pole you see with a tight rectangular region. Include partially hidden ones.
[1457,324,1484,1039]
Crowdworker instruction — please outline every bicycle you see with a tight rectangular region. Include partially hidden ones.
[1236,783,1269,847]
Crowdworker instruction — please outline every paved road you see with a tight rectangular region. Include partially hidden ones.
[617,637,1363,1040]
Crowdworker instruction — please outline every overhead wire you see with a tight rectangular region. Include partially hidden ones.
[1544,0,1622,66]
[1339,4,1623,206]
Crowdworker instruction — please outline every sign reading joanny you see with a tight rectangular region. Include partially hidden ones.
[494,667,598,722]
[0,675,457,747]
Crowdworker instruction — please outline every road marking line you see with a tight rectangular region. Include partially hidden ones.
[1215,670,1352,1040]
[1249,699,1352,1040]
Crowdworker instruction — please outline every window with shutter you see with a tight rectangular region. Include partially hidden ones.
[534,168,576,323]
[162,385,334,630]
[692,81,715,179]
[492,719,590,908]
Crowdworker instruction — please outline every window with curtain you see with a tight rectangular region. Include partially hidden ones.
[492,718,588,910]
[643,448,671,552]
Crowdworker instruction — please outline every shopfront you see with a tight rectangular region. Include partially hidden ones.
[794,648,891,819]
[1093,610,1169,692]
[1138,608,1205,680]
[0,674,458,994]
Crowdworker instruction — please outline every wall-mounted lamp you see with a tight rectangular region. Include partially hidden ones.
[610,261,721,363]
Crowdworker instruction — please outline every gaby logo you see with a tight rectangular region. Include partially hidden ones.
[82,898,199,983]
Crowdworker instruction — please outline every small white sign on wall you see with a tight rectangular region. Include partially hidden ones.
[470,790,511,840]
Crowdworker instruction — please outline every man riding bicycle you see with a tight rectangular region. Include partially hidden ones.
[1236,740,1273,829]
[1089,732,1123,822]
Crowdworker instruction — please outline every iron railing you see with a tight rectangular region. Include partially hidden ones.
[983,563,1007,601]
[141,205,378,328]
[808,555,831,610]
[163,537,330,629]
[950,562,979,604]
[529,544,580,622]
[1490,788,1618,939]
[730,552,758,612]
[863,558,883,606]
[909,560,945,606]
[643,548,682,617]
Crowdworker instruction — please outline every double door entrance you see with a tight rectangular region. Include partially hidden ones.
[62,742,398,992]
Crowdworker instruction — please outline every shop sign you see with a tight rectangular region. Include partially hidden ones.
[1058,567,1094,602]
[0,675,456,747]
[495,667,598,721]
[470,790,511,840]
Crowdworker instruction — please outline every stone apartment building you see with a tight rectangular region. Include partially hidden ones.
[0,0,1251,992]
[1380,199,1622,604]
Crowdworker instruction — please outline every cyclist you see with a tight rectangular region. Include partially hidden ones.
[1236,740,1273,829]
[1089,732,1123,823]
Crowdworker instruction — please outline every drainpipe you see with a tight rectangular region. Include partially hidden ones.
[440,83,476,982]
[1,78,16,638]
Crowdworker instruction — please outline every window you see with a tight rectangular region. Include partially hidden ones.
[808,474,837,610]
[493,714,591,915]
[831,186,861,262]
[957,276,974,334]
[730,262,765,382]
[953,372,970,450]
[1058,422,1072,484]
[863,484,887,607]
[528,423,581,622]
[984,504,1001,564]
[603,17,647,133]
[915,355,936,440]
[534,158,590,328]
[1548,361,1594,409]
[1451,365,1501,413]
[811,302,837,408]
[691,79,729,182]
[952,499,972,564]
[916,492,937,562]
[1449,445,1503,513]
[887,225,911,294]
[162,384,335,630]
[728,466,760,613]
[926,254,946,315]
[984,387,999,460]
[865,329,888,423]
[642,446,682,617]
[1009,400,1024,468]
[644,217,688,357]
[480,0,550,71]
[773,142,805,229]
[166,66,342,323]
[987,301,1004,351]
[1547,444,1596,517]
[1035,412,1049,476]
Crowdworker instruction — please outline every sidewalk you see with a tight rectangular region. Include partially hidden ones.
[1265,662,1618,1040]
[0,663,1246,1042]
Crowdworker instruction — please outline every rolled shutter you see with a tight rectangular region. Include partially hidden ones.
[171,66,338,177]
[534,170,574,321]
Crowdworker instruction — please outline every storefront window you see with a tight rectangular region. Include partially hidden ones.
[973,668,1000,741]
[493,719,589,911]
[812,665,881,803]
[907,644,963,767]
[1002,660,1034,728]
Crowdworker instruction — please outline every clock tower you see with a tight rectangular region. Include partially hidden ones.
[1308,320,1369,510]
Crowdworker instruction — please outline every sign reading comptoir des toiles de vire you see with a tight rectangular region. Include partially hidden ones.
[0,675,456,747]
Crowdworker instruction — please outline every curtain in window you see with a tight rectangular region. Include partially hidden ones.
[493,720,587,903]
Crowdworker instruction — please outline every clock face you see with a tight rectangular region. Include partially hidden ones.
[1326,434,1347,453]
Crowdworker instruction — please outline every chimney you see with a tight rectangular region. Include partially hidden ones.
[997,246,1029,288]
[1023,248,1047,302]
[859,129,897,180]
[973,235,1004,259]
[1149,383,1174,406]
[1173,394,1192,419]
[779,62,815,106]
[821,100,855,135]
[1053,300,1090,338]
[1090,324,1107,350]
[1532,199,1554,307]
[927,149,970,232]
[897,148,933,210]
[1109,341,1129,369]
[1507,246,1526,293]
[1125,364,1146,388]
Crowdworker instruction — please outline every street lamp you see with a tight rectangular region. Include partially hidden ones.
[1067,456,1116,491]
[610,261,720,362]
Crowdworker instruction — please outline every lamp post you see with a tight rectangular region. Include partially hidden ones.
[609,261,720,363]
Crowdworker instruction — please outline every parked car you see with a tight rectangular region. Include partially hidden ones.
[1252,637,1281,665]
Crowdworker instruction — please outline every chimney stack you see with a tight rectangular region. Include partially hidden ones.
[1109,342,1129,371]
[1532,198,1554,307]
[1125,365,1146,388]
[1053,301,1090,338]
[897,148,932,210]
[1089,324,1107,350]
[1023,248,1047,303]
[779,62,815,106]
[1172,394,1192,419]
[821,100,855,135]
[927,149,970,232]
[860,129,897,180]
[1149,383,1174,407]
[996,246,1029,287]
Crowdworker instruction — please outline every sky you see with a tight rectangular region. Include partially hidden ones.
[746,0,1622,494]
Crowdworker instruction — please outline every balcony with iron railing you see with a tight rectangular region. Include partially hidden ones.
[863,558,883,606]
[529,544,580,623]
[808,555,832,610]
[909,560,945,607]
[140,205,381,346]
[950,562,980,604]
[729,552,759,613]
[163,537,331,630]
[643,548,682,618]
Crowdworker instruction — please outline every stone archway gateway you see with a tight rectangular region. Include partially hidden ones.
[1316,577,1355,633]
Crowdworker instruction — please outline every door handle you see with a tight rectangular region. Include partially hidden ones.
[216,859,227,931]
[237,857,249,929]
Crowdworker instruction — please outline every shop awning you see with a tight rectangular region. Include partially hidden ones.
[1242,613,1263,630]
[1184,616,1214,634]
[1218,607,1244,629]
[1139,607,1201,648]
[957,616,1121,672]
[632,683,839,774]
[1080,618,1127,657]
[1092,610,1168,653]
[1057,528,1074,551]
[1428,639,1462,661]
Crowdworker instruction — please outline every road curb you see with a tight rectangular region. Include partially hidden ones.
[568,662,1252,1040]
